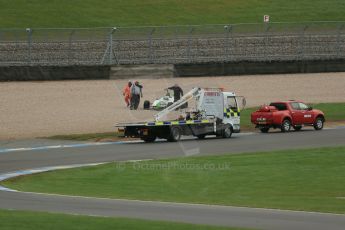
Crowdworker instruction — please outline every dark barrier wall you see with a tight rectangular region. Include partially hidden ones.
[0,66,110,81]
[174,59,345,77]
[1,59,345,81]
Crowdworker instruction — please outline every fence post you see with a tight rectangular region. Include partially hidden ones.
[109,28,114,64]
[187,27,194,62]
[174,27,179,63]
[297,25,308,60]
[100,27,117,65]
[148,28,155,63]
[264,23,271,60]
[26,28,32,65]
[68,30,75,65]
[336,24,344,58]
[224,25,231,61]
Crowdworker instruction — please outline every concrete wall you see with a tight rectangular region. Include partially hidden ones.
[110,64,175,79]
[1,59,345,81]
[174,59,345,77]
[0,66,110,81]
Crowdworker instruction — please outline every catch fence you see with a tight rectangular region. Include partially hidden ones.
[1,22,345,66]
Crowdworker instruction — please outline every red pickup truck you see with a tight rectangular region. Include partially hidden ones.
[251,101,325,133]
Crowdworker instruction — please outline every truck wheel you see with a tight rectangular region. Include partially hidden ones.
[168,127,181,142]
[260,127,270,133]
[141,136,156,143]
[314,117,324,130]
[197,134,206,139]
[222,125,232,138]
[293,126,302,131]
[281,119,291,132]
[143,100,150,110]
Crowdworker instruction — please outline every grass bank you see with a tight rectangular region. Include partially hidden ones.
[3,146,345,214]
[46,132,124,142]
[0,209,245,230]
[1,0,345,28]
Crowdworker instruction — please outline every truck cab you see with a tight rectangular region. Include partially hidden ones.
[223,92,241,132]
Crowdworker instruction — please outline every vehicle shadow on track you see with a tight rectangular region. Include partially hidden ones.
[123,135,243,145]
[257,128,317,135]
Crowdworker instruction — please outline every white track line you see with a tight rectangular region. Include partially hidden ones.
[0,140,142,154]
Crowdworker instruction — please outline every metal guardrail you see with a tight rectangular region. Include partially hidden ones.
[1,22,345,66]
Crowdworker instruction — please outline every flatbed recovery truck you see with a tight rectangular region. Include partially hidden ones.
[116,87,243,142]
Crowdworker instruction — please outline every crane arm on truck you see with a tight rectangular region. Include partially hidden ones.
[154,87,201,121]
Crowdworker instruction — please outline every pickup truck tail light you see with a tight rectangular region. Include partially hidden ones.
[258,105,278,112]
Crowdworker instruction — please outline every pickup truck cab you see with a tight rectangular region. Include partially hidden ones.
[251,101,325,133]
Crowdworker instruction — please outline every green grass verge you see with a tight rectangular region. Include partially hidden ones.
[1,0,345,28]
[0,209,246,230]
[3,147,345,214]
[45,132,122,141]
[311,102,345,121]
[239,107,256,130]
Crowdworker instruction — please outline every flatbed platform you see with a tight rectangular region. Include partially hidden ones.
[116,119,213,127]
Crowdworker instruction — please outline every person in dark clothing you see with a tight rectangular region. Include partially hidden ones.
[130,81,143,110]
[168,84,187,109]
[168,84,183,102]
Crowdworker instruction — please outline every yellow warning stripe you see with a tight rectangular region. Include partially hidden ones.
[145,120,212,126]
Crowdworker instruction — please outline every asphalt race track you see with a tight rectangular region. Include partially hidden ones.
[1,128,345,230]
